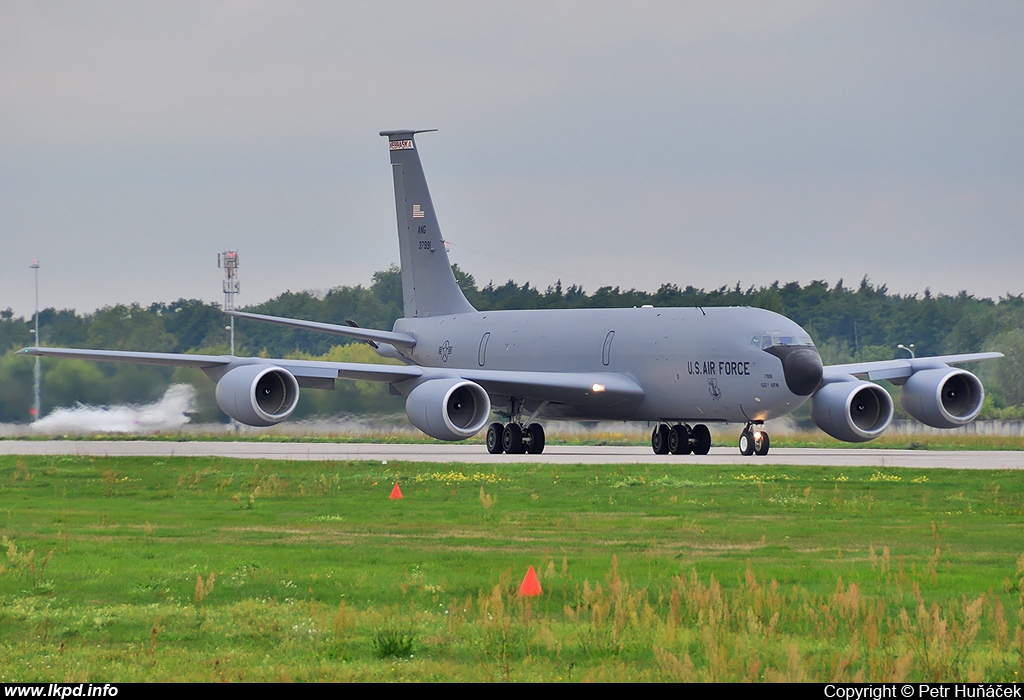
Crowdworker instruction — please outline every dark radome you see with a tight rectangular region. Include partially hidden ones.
[765,345,824,396]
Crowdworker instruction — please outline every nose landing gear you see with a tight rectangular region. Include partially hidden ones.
[738,423,770,456]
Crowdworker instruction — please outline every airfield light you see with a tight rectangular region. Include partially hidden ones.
[897,343,916,359]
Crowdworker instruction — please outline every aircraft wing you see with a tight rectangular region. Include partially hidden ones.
[19,347,231,369]
[20,346,643,405]
[19,347,424,386]
[822,352,1003,383]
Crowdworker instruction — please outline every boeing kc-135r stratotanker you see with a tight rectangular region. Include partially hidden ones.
[23,130,1002,456]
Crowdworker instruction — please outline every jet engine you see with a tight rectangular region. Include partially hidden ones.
[405,378,491,441]
[901,367,984,429]
[215,364,300,427]
[811,380,894,442]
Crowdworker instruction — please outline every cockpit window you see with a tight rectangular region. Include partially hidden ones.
[760,332,815,349]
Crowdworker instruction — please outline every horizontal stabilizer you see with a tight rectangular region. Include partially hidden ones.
[226,310,417,349]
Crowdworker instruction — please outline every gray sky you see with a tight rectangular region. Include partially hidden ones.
[2,1,1022,318]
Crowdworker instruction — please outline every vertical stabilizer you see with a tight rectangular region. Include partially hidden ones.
[380,130,476,318]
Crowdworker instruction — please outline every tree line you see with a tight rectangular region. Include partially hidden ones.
[1,265,1022,423]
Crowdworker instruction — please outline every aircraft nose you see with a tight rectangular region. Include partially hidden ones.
[764,346,823,396]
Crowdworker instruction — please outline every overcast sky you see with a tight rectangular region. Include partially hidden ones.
[2,1,1022,318]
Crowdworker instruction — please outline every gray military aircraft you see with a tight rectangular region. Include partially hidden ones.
[22,130,1002,456]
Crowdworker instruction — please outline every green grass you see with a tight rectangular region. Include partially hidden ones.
[1,455,1023,681]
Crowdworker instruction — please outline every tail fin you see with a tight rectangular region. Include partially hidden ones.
[380,130,476,318]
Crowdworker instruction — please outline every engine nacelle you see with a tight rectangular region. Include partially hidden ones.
[215,364,300,427]
[901,367,984,429]
[405,378,491,441]
[811,380,894,442]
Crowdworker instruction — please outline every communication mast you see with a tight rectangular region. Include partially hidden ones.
[218,251,240,355]
[30,260,40,421]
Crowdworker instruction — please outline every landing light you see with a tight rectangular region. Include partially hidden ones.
[592,383,606,393]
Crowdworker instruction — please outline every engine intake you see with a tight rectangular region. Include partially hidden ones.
[811,380,894,442]
[215,364,300,427]
[901,367,984,429]
[405,378,491,441]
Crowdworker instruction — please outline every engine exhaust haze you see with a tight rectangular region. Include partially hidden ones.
[30,384,196,434]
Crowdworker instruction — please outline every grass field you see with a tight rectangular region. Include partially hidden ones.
[1,454,1023,681]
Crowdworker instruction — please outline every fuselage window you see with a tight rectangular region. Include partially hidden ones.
[602,330,615,366]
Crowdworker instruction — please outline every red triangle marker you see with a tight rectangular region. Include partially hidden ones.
[390,483,403,500]
[518,565,543,597]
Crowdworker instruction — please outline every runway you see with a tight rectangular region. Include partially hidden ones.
[1,440,1022,469]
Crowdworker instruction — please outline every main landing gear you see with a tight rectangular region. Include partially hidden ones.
[650,423,712,455]
[738,423,770,456]
[486,422,546,455]
[650,423,771,456]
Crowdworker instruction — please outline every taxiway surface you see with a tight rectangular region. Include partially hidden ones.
[1,441,1021,469]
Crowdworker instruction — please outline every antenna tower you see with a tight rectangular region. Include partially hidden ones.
[218,251,240,355]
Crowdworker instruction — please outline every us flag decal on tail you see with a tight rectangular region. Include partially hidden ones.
[412,204,425,218]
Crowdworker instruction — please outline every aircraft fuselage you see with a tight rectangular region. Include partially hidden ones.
[394,305,816,424]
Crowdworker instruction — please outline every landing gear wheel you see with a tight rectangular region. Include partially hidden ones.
[669,424,692,455]
[651,424,670,454]
[502,422,525,454]
[691,424,712,455]
[486,423,505,454]
[754,431,770,456]
[526,423,546,454]
[739,431,754,456]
